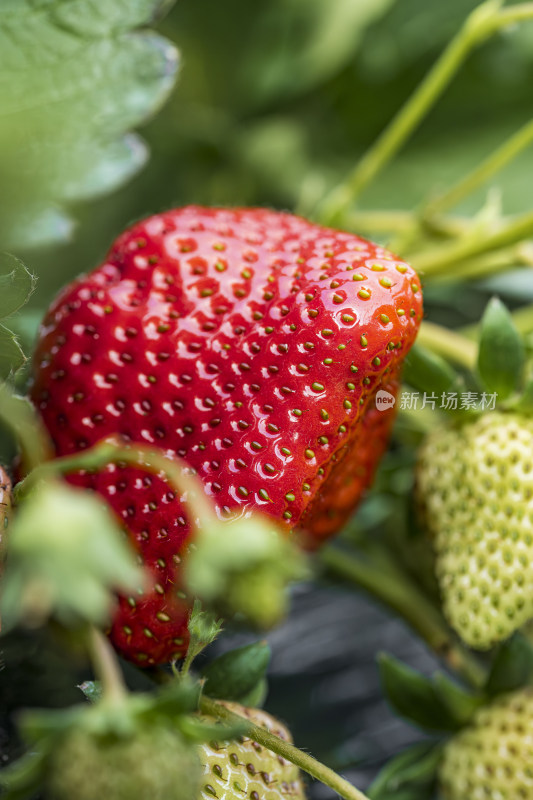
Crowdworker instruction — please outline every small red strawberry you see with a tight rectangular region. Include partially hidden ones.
[31,206,422,664]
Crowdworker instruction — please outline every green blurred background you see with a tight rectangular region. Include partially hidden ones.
[15,0,533,322]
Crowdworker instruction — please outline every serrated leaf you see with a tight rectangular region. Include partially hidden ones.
[486,633,533,697]
[0,0,178,249]
[202,641,271,702]
[0,324,26,378]
[0,254,35,320]
[369,742,442,800]
[477,297,525,399]
[379,654,464,733]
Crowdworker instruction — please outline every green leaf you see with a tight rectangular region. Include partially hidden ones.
[202,641,271,702]
[1,480,146,629]
[185,513,309,630]
[0,324,26,378]
[0,253,35,320]
[486,634,533,697]
[432,672,483,726]
[477,297,525,399]
[0,749,49,800]
[0,0,179,249]
[79,681,103,704]
[378,654,467,733]
[403,343,462,401]
[369,742,442,800]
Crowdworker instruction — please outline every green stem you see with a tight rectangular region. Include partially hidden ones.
[0,383,52,471]
[88,626,127,706]
[426,245,531,283]
[320,546,486,689]
[199,696,370,800]
[317,0,518,224]
[427,117,533,217]
[412,208,533,275]
[416,321,477,370]
[15,440,218,527]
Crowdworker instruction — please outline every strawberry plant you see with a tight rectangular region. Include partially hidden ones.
[3,1,533,799]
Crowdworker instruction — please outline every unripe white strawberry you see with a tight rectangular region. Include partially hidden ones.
[198,703,306,800]
[439,687,533,799]
[417,411,533,649]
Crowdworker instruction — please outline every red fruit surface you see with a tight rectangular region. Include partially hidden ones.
[31,206,422,665]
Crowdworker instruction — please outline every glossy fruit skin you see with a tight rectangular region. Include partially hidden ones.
[32,206,422,664]
[198,702,306,800]
[417,411,533,650]
[439,688,533,800]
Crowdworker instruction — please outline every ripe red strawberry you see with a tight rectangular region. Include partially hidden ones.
[31,206,422,664]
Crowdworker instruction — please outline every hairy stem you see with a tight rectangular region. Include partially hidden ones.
[199,696,370,800]
[416,321,477,370]
[320,546,486,689]
[316,0,527,223]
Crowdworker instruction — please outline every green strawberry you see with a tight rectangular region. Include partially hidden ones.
[46,723,200,800]
[439,687,533,800]
[198,703,306,799]
[417,411,533,649]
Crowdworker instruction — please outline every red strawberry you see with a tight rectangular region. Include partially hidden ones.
[31,206,422,664]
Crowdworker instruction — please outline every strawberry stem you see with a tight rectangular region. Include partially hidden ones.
[15,440,218,528]
[88,626,128,706]
[416,321,477,370]
[426,118,533,218]
[0,383,52,472]
[320,545,487,689]
[319,0,512,224]
[199,695,371,800]
[409,208,533,276]
[315,0,532,223]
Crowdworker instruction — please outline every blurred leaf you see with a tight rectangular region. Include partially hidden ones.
[202,641,271,702]
[369,742,442,800]
[244,0,395,103]
[0,325,26,378]
[486,634,533,697]
[0,254,35,320]
[0,0,179,249]
[1,481,146,629]
[0,749,50,800]
[477,296,525,399]
[379,654,475,733]
[185,513,309,630]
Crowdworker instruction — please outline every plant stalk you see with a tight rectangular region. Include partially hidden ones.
[320,546,486,689]
[317,0,525,224]
[0,383,52,471]
[88,626,128,706]
[416,321,477,370]
[199,695,371,800]
[411,208,533,276]
[14,440,218,528]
